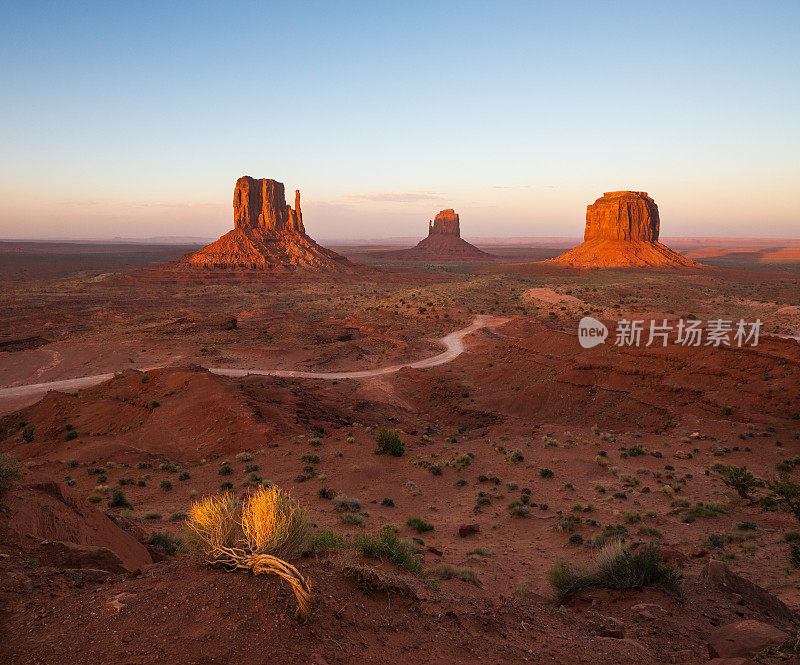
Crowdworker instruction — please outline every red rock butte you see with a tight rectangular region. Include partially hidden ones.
[548,191,701,268]
[381,209,494,261]
[182,176,364,273]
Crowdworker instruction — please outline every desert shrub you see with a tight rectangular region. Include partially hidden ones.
[308,437,323,447]
[340,512,364,526]
[685,502,730,518]
[0,454,21,497]
[548,541,682,601]
[144,511,162,520]
[467,547,493,556]
[623,510,641,524]
[160,479,173,491]
[64,430,78,441]
[638,526,663,538]
[218,463,233,476]
[375,428,404,457]
[187,487,311,620]
[87,492,103,504]
[148,531,182,555]
[569,534,584,546]
[353,526,422,574]
[308,528,344,555]
[785,531,800,544]
[381,497,395,507]
[718,465,761,499]
[540,468,554,479]
[235,452,252,462]
[791,545,800,568]
[220,481,233,490]
[169,511,188,522]
[506,450,524,464]
[332,494,361,512]
[406,517,434,533]
[245,464,260,473]
[108,489,132,509]
[21,425,35,442]
[432,563,479,582]
[767,476,800,523]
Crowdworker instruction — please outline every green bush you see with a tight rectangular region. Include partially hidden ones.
[340,512,364,526]
[540,468,554,479]
[406,517,434,533]
[375,428,405,457]
[718,465,760,499]
[148,531,181,555]
[0,454,21,497]
[353,526,422,574]
[307,528,344,554]
[108,489,132,509]
[547,541,683,601]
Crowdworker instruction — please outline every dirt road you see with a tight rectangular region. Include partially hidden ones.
[0,315,508,406]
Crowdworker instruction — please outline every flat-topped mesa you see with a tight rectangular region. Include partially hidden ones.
[180,176,366,273]
[428,209,460,237]
[546,190,701,269]
[584,191,659,242]
[233,176,304,235]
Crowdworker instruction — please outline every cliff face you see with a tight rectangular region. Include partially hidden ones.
[584,191,659,242]
[428,209,460,237]
[182,177,366,273]
[548,191,701,269]
[233,177,305,235]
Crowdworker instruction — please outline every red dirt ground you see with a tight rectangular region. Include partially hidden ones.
[1,242,799,664]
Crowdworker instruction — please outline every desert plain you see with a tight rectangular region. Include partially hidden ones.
[0,223,799,665]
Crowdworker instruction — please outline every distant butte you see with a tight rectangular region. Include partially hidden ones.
[181,176,365,273]
[380,209,494,261]
[547,191,701,268]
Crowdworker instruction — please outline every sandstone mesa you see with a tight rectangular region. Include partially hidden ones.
[182,176,364,273]
[548,191,701,268]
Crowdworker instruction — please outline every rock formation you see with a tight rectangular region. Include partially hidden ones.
[548,191,701,268]
[380,209,494,261]
[182,176,364,273]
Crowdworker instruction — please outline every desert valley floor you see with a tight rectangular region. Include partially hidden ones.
[1,240,800,664]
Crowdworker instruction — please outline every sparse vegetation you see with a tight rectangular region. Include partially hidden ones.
[406,517,434,533]
[353,526,422,574]
[547,541,683,601]
[375,428,405,457]
[0,453,21,497]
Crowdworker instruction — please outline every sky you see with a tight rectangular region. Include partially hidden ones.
[1,0,798,240]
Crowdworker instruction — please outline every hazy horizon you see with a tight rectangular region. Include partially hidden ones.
[1,1,798,240]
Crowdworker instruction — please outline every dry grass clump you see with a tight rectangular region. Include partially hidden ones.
[187,486,311,621]
[547,540,683,602]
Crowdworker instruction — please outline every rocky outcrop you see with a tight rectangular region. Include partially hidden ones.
[380,209,494,262]
[707,620,789,659]
[699,560,797,622]
[548,191,701,268]
[182,177,366,273]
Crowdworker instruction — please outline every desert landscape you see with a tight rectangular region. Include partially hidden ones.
[1,177,799,665]
[2,3,799,664]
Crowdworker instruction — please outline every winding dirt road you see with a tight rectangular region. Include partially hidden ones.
[0,315,508,404]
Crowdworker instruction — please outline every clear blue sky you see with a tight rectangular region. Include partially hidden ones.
[1,0,798,239]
